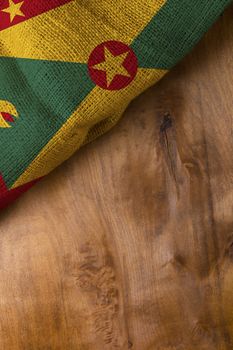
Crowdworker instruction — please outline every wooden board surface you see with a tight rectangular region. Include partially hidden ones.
[0,5,232,350]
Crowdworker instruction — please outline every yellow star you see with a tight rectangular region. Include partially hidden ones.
[92,46,131,87]
[2,0,25,23]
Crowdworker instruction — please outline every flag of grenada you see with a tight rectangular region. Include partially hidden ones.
[0,0,231,209]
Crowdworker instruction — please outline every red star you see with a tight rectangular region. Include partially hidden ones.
[0,173,40,210]
[0,0,73,31]
[88,40,138,90]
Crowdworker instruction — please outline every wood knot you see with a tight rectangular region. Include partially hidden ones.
[128,340,133,348]
[227,240,233,261]
[76,271,95,291]
[169,254,186,271]
[191,321,212,343]
[76,244,124,347]
[160,113,173,133]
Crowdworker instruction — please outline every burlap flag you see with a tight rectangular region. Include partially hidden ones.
[0,0,231,210]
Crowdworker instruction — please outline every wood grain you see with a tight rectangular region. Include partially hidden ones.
[0,5,232,350]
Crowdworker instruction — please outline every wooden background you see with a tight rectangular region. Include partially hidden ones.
[0,5,232,350]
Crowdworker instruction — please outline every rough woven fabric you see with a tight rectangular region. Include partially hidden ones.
[0,0,231,210]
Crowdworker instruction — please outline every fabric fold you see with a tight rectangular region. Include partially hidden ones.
[0,0,231,209]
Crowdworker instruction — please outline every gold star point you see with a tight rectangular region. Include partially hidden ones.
[92,46,131,87]
[2,0,25,23]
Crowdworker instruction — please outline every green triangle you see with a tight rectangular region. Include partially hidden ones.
[0,56,95,186]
